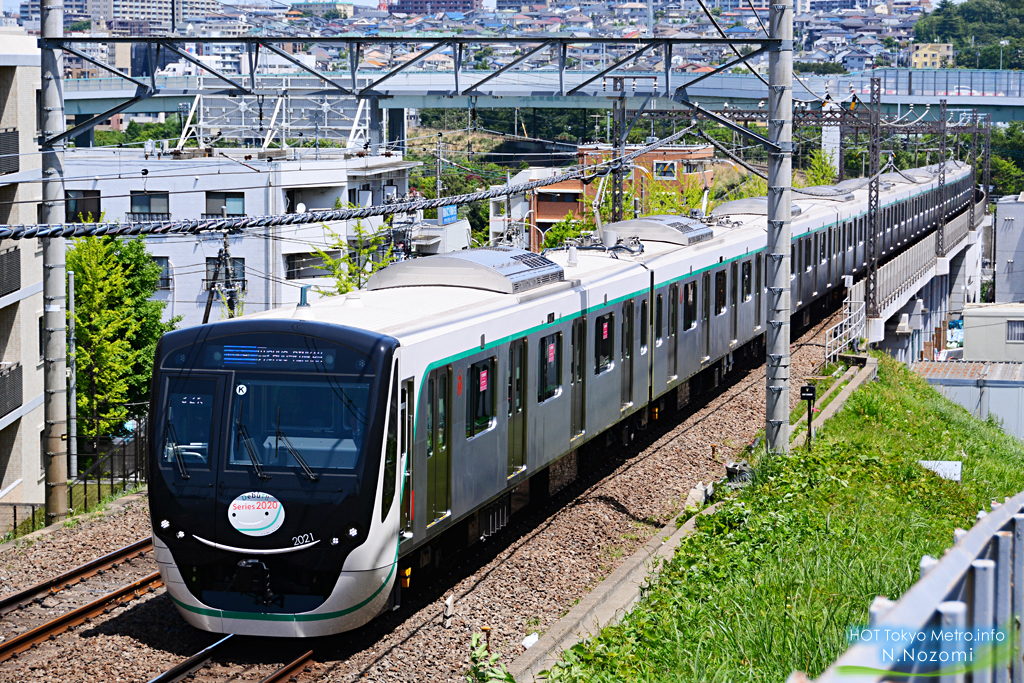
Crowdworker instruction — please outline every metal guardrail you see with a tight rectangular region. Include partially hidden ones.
[825,300,866,366]
[0,362,22,420]
[0,246,20,299]
[805,490,1024,683]
[0,128,18,176]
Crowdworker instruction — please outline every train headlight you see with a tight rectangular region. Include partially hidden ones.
[176,531,185,539]
[348,527,358,538]
[160,520,170,529]
[331,537,339,546]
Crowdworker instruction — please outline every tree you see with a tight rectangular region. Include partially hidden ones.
[108,237,180,416]
[543,214,584,249]
[322,9,341,20]
[66,238,141,450]
[69,19,91,31]
[313,219,395,295]
[803,148,837,187]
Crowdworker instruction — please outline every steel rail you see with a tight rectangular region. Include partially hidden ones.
[147,634,235,683]
[0,571,163,662]
[0,537,153,617]
[259,650,315,683]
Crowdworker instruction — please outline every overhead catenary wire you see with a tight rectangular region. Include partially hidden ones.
[0,123,700,240]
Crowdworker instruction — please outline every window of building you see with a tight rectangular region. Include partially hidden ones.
[153,256,171,290]
[466,357,496,438]
[205,257,246,290]
[286,252,339,280]
[1008,320,1024,342]
[683,281,697,330]
[65,190,100,222]
[538,332,561,402]
[742,261,752,301]
[653,161,676,180]
[205,191,245,216]
[715,270,727,315]
[130,191,169,216]
[594,313,614,374]
[537,192,580,203]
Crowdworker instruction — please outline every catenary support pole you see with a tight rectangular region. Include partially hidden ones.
[41,0,68,524]
[68,271,76,478]
[765,0,793,455]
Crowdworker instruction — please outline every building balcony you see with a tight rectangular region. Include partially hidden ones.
[0,247,21,300]
[125,213,171,222]
[200,213,247,220]
[0,129,19,176]
[0,362,23,421]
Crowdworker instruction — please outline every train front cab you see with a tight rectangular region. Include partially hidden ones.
[148,319,404,637]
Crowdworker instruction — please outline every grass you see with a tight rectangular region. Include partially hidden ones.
[542,353,1024,683]
[1,481,144,544]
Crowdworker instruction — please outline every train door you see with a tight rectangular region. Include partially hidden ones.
[701,272,711,360]
[668,284,679,378]
[507,338,527,477]
[400,378,414,538]
[730,262,738,341]
[570,317,586,439]
[621,299,634,408]
[425,366,451,525]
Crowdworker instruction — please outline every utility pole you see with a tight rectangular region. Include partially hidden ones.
[866,77,881,318]
[68,271,77,478]
[937,99,947,257]
[611,90,626,224]
[436,133,443,201]
[765,0,793,456]
[969,110,977,232]
[41,0,68,524]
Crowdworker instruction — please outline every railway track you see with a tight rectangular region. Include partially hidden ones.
[0,571,163,662]
[149,635,316,683]
[0,537,153,617]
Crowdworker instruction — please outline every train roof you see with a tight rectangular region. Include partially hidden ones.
[243,161,972,341]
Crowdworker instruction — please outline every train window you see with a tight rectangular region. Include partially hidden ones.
[466,357,496,439]
[791,244,796,276]
[595,313,615,374]
[538,332,562,402]
[742,261,752,301]
[755,254,763,328]
[803,238,812,272]
[683,282,697,330]
[381,369,398,522]
[426,379,434,458]
[160,375,217,472]
[820,232,826,264]
[715,270,727,315]
[640,299,649,352]
[438,374,448,450]
[668,285,679,338]
[638,299,647,352]
[655,294,663,343]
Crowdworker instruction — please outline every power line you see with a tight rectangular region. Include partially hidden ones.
[0,123,700,239]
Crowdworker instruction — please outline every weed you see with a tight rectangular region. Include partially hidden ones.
[543,354,1024,683]
[465,632,515,683]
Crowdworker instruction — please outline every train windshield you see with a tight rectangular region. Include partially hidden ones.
[157,333,378,476]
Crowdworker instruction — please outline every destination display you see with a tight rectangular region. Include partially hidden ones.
[204,344,338,371]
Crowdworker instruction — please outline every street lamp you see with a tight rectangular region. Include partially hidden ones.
[1001,40,1010,70]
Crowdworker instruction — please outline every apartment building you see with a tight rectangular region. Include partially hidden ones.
[85,0,222,29]
[59,147,425,327]
[912,43,953,68]
[0,30,44,507]
[489,144,716,250]
[289,0,354,17]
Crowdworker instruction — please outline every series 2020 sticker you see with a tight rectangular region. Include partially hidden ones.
[228,491,285,537]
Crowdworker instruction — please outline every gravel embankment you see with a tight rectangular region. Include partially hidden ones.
[0,314,833,682]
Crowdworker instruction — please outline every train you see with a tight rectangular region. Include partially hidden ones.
[148,161,974,637]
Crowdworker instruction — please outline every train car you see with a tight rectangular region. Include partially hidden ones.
[148,161,974,637]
